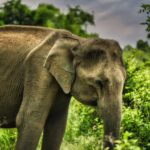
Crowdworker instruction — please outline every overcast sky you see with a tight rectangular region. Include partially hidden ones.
[0,0,149,47]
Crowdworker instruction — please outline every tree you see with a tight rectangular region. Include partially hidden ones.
[136,39,150,52]
[32,3,61,27]
[0,0,97,37]
[64,5,96,37]
[139,4,150,38]
[0,0,33,25]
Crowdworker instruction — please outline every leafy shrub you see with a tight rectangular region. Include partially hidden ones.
[122,48,150,149]
[0,129,17,149]
[115,132,141,150]
[64,98,103,149]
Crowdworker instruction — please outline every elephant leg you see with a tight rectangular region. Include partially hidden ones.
[41,94,70,150]
[15,70,59,150]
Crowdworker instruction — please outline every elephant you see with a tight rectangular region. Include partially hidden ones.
[0,25,126,150]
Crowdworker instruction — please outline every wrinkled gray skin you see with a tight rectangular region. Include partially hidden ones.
[0,25,126,150]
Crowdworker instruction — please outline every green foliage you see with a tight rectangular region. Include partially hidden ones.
[121,48,150,149]
[136,40,150,53]
[0,129,17,149]
[139,4,150,38]
[65,98,103,139]
[115,132,141,150]
[0,0,97,37]
[0,0,33,25]
[32,3,61,27]
[63,5,95,37]
[64,98,103,150]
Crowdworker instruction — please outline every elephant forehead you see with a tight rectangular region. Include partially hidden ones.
[78,64,101,76]
[90,38,121,54]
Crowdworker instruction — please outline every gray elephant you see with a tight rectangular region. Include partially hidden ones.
[0,25,126,150]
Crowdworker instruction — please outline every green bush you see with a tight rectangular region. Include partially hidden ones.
[64,98,103,150]
[121,48,150,149]
[115,132,141,150]
[0,129,17,149]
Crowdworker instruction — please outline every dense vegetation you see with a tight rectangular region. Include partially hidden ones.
[0,0,149,149]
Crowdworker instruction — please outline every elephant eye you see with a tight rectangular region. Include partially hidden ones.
[85,50,105,61]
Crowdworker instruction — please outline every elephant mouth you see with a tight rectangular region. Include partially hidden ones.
[80,99,97,107]
[71,91,97,106]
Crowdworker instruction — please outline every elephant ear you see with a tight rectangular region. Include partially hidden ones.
[44,36,79,94]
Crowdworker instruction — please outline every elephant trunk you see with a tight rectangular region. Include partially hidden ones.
[103,102,121,150]
[97,86,122,150]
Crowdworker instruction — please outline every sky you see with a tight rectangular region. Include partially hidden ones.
[0,0,149,47]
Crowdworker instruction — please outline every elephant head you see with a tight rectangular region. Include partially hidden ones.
[44,34,126,149]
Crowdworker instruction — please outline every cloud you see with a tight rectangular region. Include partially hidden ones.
[84,0,149,46]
